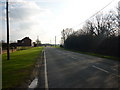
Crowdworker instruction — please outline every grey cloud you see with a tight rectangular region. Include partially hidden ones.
[18,21,35,30]
[10,6,40,20]
[1,0,52,42]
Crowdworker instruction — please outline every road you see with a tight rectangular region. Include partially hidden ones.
[40,47,120,88]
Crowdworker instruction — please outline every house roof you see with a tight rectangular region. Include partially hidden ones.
[22,37,32,41]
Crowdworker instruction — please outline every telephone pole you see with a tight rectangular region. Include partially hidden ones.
[63,29,65,45]
[55,36,56,47]
[6,0,10,60]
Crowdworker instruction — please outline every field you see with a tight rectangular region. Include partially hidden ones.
[2,47,43,88]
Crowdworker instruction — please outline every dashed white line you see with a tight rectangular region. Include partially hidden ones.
[92,65,120,78]
[44,50,49,89]
[92,65,109,73]
[112,73,120,78]
[71,57,77,59]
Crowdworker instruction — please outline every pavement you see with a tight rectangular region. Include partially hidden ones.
[37,47,120,88]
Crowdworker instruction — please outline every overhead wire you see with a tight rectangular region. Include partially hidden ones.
[53,0,116,44]
[71,0,115,29]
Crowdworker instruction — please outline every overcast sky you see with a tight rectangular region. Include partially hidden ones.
[0,0,119,44]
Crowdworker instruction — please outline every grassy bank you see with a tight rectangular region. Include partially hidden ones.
[2,47,43,88]
[56,47,120,61]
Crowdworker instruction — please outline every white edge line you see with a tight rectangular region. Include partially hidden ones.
[44,50,49,89]
[92,65,109,73]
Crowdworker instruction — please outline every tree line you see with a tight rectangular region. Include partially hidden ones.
[61,4,120,57]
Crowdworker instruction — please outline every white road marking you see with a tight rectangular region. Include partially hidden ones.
[71,57,77,59]
[112,73,120,78]
[92,65,120,78]
[28,78,38,89]
[28,50,45,89]
[92,65,109,73]
[44,50,49,89]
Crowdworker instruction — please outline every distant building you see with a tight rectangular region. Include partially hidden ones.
[17,37,32,46]
[10,43,17,49]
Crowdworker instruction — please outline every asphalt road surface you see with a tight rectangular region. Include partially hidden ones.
[43,47,120,88]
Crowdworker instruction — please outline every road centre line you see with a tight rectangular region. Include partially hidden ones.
[112,73,120,78]
[44,50,49,89]
[71,57,77,59]
[92,65,109,73]
[92,65,120,78]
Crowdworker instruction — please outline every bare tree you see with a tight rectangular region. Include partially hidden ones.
[93,12,117,37]
[61,28,74,44]
[36,39,41,46]
[84,20,97,36]
[116,1,120,35]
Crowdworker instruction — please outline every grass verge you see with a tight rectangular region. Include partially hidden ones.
[16,47,32,51]
[55,47,120,61]
[2,47,43,88]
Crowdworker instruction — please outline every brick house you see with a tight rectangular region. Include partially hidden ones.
[17,37,32,46]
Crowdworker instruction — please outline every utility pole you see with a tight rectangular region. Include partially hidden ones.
[55,36,56,47]
[6,0,10,60]
[36,36,39,46]
[63,29,65,46]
